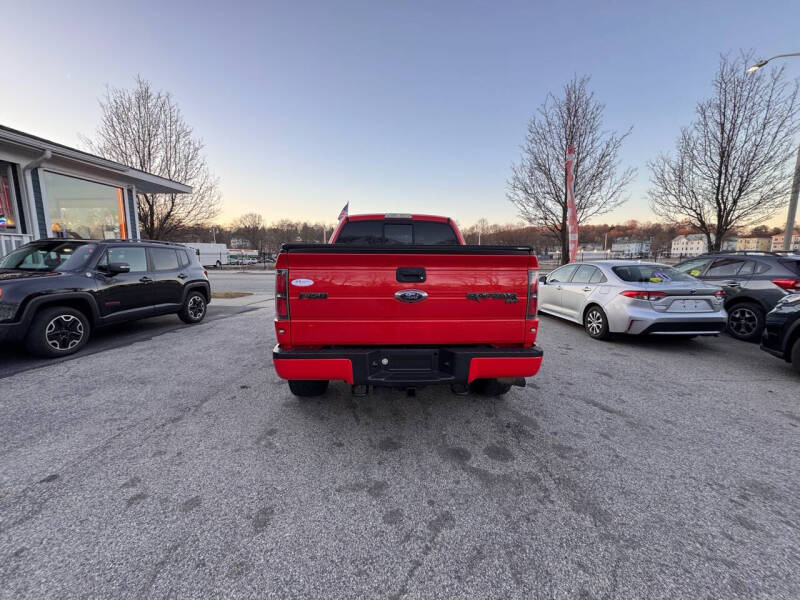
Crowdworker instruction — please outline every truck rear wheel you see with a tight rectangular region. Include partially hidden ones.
[469,378,511,397]
[288,380,329,397]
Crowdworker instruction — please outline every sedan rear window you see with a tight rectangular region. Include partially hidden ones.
[612,265,694,283]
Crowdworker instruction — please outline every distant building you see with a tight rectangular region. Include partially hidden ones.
[0,125,190,257]
[736,236,771,252]
[721,236,738,251]
[670,234,709,257]
[770,230,800,252]
[611,237,651,256]
[229,236,250,249]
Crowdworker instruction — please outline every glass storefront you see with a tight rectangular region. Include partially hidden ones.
[0,168,16,230]
[44,171,127,239]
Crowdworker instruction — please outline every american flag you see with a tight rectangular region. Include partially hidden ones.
[338,202,349,221]
[565,145,578,262]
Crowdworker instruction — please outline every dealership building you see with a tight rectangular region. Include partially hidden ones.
[0,125,191,257]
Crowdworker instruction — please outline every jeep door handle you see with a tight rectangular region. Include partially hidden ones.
[582,286,592,292]
[556,285,563,290]
[139,276,153,283]
[178,273,188,280]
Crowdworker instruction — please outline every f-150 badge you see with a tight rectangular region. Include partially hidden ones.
[466,292,519,304]
[291,278,314,287]
[395,289,428,303]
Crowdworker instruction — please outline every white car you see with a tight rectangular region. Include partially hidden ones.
[538,260,727,339]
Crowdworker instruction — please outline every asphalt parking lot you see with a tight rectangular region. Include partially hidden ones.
[1,273,799,599]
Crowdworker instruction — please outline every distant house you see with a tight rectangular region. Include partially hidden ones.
[670,233,710,257]
[721,236,738,251]
[736,236,771,252]
[770,230,800,252]
[610,237,651,256]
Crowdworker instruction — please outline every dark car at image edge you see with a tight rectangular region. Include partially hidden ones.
[760,293,800,374]
[674,251,800,341]
[0,238,210,358]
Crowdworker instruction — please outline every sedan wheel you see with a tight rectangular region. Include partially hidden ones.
[584,306,610,340]
[727,303,764,342]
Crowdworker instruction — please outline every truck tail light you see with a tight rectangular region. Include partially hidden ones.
[772,279,800,291]
[526,269,538,317]
[621,290,667,300]
[275,269,289,319]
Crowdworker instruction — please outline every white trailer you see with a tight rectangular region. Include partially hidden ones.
[185,243,229,268]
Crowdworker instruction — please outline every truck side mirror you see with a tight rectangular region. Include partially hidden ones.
[539,274,547,284]
[107,262,131,275]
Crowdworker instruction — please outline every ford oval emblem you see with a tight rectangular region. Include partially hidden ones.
[395,289,428,303]
[291,278,314,287]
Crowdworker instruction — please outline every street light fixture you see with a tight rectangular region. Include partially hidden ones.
[747,52,800,251]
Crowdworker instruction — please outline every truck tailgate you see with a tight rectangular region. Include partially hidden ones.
[282,245,536,346]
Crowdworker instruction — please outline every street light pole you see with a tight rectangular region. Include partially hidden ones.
[747,52,800,251]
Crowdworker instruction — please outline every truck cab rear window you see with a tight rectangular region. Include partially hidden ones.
[336,220,458,245]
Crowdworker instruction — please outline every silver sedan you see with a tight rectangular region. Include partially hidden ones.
[537,261,727,339]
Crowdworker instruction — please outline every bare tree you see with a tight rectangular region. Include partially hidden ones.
[508,76,635,264]
[649,53,800,251]
[82,76,221,239]
[232,213,266,252]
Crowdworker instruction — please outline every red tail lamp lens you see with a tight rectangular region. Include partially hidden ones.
[275,269,289,319]
[621,290,666,300]
[526,270,538,317]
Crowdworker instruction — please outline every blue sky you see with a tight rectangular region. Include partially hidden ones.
[5,0,800,226]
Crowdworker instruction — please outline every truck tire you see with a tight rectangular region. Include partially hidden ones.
[26,306,91,358]
[469,378,511,396]
[216,260,222,268]
[726,302,764,342]
[288,380,329,397]
[792,338,800,375]
[178,291,207,324]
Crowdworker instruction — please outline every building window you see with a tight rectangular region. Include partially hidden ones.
[43,171,127,240]
[0,170,17,230]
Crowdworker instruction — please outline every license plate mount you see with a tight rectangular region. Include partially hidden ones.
[667,299,710,313]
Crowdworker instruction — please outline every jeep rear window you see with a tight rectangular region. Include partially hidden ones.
[335,220,458,245]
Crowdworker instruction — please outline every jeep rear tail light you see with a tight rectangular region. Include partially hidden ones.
[275,269,289,319]
[772,279,800,291]
[526,269,538,318]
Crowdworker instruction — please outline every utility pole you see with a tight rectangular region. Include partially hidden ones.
[785,147,800,251]
[747,52,800,251]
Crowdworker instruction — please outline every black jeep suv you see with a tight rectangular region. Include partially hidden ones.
[675,252,800,342]
[0,239,210,358]
[761,293,800,374]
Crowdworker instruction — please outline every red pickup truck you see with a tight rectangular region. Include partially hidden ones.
[272,214,543,397]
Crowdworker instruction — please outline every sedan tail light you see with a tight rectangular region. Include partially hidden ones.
[526,269,538,317]
[620,290,666,300]
[275,269,289,319]
[772,279,800,291]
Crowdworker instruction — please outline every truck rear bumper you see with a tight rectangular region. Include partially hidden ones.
[273,344,543,387]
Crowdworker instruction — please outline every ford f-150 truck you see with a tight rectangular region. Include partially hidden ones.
[272,214,543,397]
